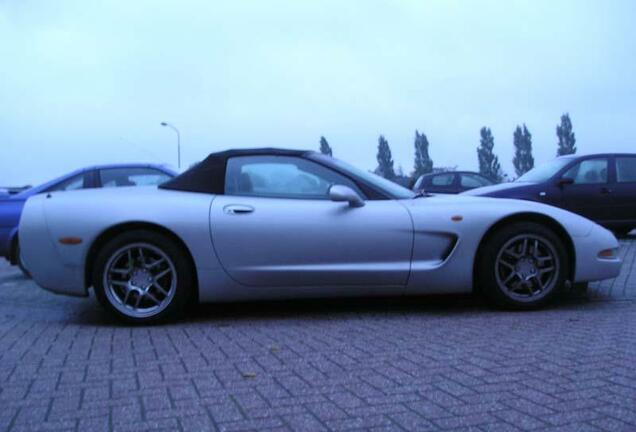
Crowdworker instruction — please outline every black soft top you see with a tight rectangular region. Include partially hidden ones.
[159,148,310,194]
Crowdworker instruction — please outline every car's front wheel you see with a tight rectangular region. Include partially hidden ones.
[92,230,194,324]
[477,222,569,310]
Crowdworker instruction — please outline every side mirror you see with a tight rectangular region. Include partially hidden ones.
[329,185,365,208]
[557,177,574,187]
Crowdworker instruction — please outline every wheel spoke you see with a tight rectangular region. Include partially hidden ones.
[503,248,521,259]
[145,291,160,305]
[152,282,169,296]
[498,258,516,270]
[123,289,132,305]
[147,258,165,269]
[110,268,130,276]
[538,266,555,275]
[154,268,171,281]
[502,272,518,285]
[534,274,546,290]
[510,280,524,293]
[110,280,129,288]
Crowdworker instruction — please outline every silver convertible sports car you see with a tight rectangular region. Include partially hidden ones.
[20,148,622,323]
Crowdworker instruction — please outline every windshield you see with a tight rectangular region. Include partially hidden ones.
[310,154,416,199]
[516,158,573,182]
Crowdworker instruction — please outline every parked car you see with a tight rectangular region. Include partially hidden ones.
[0,186,32,195]
[19,148,620,323]
[413,171,495,194]
[464,153,636,236]
[0,164,176,275]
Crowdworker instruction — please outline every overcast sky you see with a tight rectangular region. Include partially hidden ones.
[1,0,635,185]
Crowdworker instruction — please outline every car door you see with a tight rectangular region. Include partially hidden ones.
[209,155,413,287]
[559,157,613,222]
[611,156,636,225]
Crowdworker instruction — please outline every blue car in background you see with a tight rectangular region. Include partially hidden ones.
[0,163,176,275]
[464,153,636,237]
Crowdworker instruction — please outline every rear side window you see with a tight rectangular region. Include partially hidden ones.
[616,157,636,183]
[563,159,608,184]
[100,168,172,188]
[431,173,455,186]
[460,174,492,188]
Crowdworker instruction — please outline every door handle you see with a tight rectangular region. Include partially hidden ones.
[224,204,254,215]
[600,187,612,194]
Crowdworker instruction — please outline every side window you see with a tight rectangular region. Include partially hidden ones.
[431,173,455,186]
[563,159,608,184]
[100,168,172,188]
[47,173,89,192]
[224,156,364,199]
[616,157,636,183]
[461,174,492,188]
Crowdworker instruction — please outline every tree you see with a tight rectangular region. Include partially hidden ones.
[412,130,433,179]
[375,135,396,180]
[477,127,503,182]
[556,113,576,156]
[512,124,534,177]
[319,136,333,156]
[393,165,411,187]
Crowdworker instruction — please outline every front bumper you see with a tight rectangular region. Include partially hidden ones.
[573,225,622,283]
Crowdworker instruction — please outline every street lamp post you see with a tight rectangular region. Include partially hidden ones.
[160,122,181,169]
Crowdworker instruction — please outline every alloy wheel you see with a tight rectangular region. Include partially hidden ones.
[103,243,177,318]
[494,234,560,302]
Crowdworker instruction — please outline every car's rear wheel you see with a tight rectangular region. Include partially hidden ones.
[477,222,569,310]
[93,230,194,324]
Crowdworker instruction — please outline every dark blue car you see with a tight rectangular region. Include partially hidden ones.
[464,153,636,236]
[0,163,176,274]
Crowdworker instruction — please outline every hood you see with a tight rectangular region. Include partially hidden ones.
[416,193,526,206]
[461,181,537,196]
[405,193,597,238]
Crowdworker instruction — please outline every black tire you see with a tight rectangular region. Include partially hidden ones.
[15,241,32,279]
[92,229,194,324]
[477,222,569,310]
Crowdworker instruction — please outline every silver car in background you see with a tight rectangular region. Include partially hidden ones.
[19,148,621,323]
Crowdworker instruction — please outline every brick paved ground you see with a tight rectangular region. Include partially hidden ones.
[0,237,635,432]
